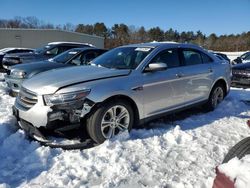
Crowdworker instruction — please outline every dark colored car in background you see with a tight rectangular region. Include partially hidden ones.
[5,47,107,95]
[231,62,250,88]
[0,48,34,72]
[2,42,94,71]
[232,51,250,65]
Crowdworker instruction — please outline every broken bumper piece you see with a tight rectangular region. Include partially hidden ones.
[17,120,95,149]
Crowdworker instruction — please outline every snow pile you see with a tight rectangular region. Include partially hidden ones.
[218,155,250,188]
[0,72,250,187]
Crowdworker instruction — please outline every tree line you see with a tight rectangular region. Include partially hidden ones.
[0,16,249,51]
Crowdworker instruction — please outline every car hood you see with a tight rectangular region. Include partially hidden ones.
[4,52,43,63]
[11,61,71,76]
[22,65,131,95]
[233,62,250,70]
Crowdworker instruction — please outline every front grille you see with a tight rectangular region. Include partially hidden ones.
[16,87,38,110]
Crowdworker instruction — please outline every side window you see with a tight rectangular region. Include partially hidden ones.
[46,47,59,55]
[151,49,180,68]
[201,52,213,63]
[245,54,250,61]
[182,50,203,66]
[57,46,73,54]
[81,51,98,64]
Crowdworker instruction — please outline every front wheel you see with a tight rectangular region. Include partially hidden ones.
[86,100,134,144]
[205,84,225,111]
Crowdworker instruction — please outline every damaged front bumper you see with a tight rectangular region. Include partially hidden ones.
[16,119,95,149]
[13,90,95,147]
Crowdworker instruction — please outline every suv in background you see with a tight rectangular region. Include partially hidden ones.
[13,42,231,145]
[231,62,250,88]
[5,48,107,95]
[232,51,250,65]
[0,48,34,72]
[2,42,94,70]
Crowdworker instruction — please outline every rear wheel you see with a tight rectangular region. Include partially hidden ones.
[205,84,225,111]
[86,100,134,144]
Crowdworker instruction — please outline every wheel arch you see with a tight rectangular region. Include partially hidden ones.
[210,78,229,97]
[102,95,140,126]
[86,94,140,127]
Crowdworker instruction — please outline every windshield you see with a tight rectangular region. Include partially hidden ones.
[92,47,153,69]
[241,52,250,60]
[34,45,53,54]
[51,49,81,63]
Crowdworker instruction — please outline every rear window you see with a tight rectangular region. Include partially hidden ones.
[201,52,213,63]
[182,50,203,66]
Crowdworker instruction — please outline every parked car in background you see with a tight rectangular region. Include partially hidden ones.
[13,42,231,145]
[0,48,34,72]
[5,48,107,95]
[212,52,231,64]
[2,42,94,71]
[232,51,250,65]
[231,62,250,88]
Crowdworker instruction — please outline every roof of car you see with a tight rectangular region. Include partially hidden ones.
[0,47,33,51]
[123,41,204,50]
[67,47,106,51]
[48,41,95,47]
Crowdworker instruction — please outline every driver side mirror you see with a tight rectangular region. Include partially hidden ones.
[144,62,167,72]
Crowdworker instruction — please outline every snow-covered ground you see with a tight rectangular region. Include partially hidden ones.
[1,73,250,188]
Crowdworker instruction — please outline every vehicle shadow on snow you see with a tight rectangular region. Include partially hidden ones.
[133,88,250,137]
[30,88,250,151]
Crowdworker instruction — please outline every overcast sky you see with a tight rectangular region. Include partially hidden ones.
[1,0,250,35]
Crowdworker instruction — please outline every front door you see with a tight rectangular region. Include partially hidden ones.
[142,48,187,118]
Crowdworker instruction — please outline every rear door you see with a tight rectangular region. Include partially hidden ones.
[178,48,214,103]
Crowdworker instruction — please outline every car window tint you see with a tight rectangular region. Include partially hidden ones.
[93,47,153,69]
[151,49,180,68]
[201,52,213,63]
[47,47,59,55]
[81,51,98,64]
[241,52,250,59]
[182,50,203,66]
[245,54,250,61]
[57,46,72,54]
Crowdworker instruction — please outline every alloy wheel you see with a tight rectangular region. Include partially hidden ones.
[101,105,130,139]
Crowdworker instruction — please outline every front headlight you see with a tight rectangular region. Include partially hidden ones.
[43,89,91,106]
[11,70,26,78]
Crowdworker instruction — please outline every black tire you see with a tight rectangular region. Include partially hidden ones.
[86,100,134,144]
[205,83,225,111]
[223,137,250,163]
